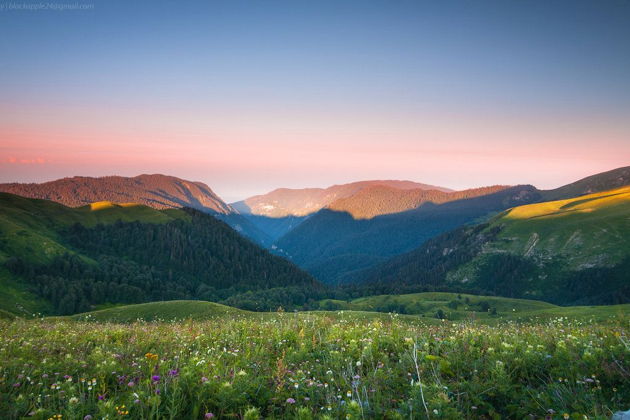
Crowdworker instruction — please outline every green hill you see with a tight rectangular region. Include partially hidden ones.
[357,187,630,305]
[0,193,320,316]
[317,292,629,324]
[317,292,556,320]
[51,294,630,326]
[68,300,248,322]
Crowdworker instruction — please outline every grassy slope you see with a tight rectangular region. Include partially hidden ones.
[495,186,630,266]
[448,186,630,283]
[318,292,557,320]
[55,293,629,325]
[68,300,247,322]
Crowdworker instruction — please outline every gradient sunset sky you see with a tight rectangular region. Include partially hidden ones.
[1,0,629,202]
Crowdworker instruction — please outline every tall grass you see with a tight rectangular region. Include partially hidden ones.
[1,313,628,419]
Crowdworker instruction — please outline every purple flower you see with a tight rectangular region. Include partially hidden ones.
[168,369,179,377]
[286,398,296,404]
[134,399,141,404]
[151,375,161,382]
[155,388,161,395]
[84,416,93,420]
[201,376,209,383]
[98,394,105,400]
[127,381,135,387]
[205,414,215,419]
[13,383,21,388]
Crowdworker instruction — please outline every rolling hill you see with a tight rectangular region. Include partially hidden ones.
[356,186,630,305]
[69,300,248,322]
[0,193,320,316]
[58,293,630,325]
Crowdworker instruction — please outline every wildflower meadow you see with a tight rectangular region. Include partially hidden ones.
[1,313,628,419]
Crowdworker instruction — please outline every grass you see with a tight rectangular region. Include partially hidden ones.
[494,186,630,266]
[69,301,248,323]
[1,312,628,419]
[317,292,630,324]
[317,292,556,320]
[36,293,627,327]
[0,268,52,316]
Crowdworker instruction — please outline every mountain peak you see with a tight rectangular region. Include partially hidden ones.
[542,166,630,201]
[232,179,452,218]
[0,174,233,214]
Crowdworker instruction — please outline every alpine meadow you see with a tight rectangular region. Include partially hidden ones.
[1,1,629,419]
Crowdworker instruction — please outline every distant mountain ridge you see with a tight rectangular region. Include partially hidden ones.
[0,174,233,214]
[327,185,510,219]
[232,180,452,218]
[271,166,630,284]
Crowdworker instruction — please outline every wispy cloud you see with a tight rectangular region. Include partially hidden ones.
[2,157,47,164]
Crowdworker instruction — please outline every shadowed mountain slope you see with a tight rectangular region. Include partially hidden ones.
[327,185,508,219]
[356,186,630,305]
[276,185,541,283]
[232,180,452,218]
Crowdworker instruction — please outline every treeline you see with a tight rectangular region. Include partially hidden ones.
[5,209,319,314]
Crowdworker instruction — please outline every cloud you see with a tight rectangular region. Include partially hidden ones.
[3,157,47,165]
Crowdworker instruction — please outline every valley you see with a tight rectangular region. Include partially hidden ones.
[1,166,629,420]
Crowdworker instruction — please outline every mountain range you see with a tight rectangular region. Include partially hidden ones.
[231,180,452,217]
[1,165,628,315]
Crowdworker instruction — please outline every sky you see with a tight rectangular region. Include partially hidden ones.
[1,0,629,202]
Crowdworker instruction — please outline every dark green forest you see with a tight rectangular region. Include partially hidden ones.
[5,209,322,314]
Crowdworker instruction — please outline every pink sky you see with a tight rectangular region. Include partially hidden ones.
[1,103,628,202]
